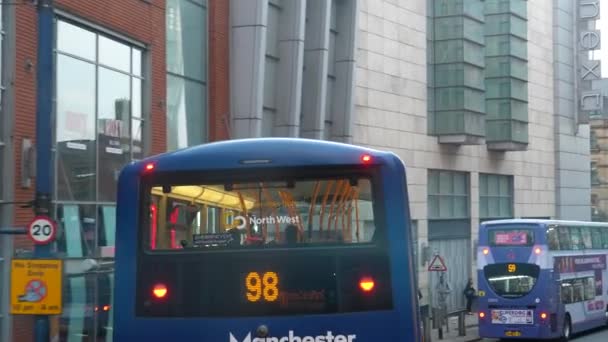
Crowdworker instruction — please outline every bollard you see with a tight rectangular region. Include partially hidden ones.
[458,311,466,336]
[423,315,431,342]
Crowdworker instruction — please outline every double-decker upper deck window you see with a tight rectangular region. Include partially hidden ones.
[146,177,377,251]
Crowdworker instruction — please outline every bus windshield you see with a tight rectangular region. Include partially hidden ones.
[145,176,377,251]
[484,263,540,298]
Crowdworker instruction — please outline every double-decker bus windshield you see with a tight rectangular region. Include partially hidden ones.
[146,176,377,250]
[483,263,540,299]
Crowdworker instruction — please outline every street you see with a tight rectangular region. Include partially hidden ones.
[480,326,608,342]
[574,327,608,342]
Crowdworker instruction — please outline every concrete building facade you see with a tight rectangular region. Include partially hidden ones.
[224,0,593,313]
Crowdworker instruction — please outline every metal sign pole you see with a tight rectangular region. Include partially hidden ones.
[34,0,55,341]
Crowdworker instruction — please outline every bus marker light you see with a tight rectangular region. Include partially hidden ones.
[103,305,110,311]
[534,247,541,255]
[482,248,489,255]
[479,312,485,318]
[153,284,168,298]
[540,312,547,320]
[361,154,372,163]
[359,277,375,292]
[145,163,155,171]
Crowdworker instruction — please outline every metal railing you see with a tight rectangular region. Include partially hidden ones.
[427,308,468,340]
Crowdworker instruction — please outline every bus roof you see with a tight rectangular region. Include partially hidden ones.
[132,138,400,172]
[480,218,608,228]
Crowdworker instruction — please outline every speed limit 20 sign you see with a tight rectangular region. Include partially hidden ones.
[27,216,57,245]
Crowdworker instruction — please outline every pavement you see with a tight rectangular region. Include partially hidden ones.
[428,313,480,342]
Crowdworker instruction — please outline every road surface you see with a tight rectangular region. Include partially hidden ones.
[481,326,608,342]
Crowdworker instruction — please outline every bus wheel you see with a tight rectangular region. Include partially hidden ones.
[561,315,571,341]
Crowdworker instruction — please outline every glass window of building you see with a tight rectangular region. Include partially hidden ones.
[55,18,144,341]
[0,3,4,201]
[427,170,470,312]
[0,5,5,338]
[591,162,600,185]
[479,174,513,219]
[166,0,208,150]
[428,170,469,219]
[324,0,337,139]
[55,18,144,256]
[262,0,281,136]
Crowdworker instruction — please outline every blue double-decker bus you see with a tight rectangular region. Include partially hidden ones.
[477,219,608,340]
[113,138,421,341]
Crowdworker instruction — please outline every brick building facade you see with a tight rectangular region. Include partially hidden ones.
[0,0,227,340]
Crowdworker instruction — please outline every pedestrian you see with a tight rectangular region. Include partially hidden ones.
[463,278,476,314]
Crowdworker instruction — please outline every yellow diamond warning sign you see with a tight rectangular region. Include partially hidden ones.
[10,259,63,315]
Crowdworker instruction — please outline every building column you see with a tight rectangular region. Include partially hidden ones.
[273,0,306,137]
[300,0,331,140]
[553,0,592,220]
[470,172,480,286]
[230,0,267,138]
[331,0,359,143]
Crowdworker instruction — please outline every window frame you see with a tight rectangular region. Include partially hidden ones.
[559,275,596,304]
[580,227,593,249]
[0,3,5,203]
[591,161,600,185]
[428,169,470,220]
[557,226,572,250]
[552,225,608,250]
[53,15,146,257]
[479,173,514,220]
[165,0,209,149]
